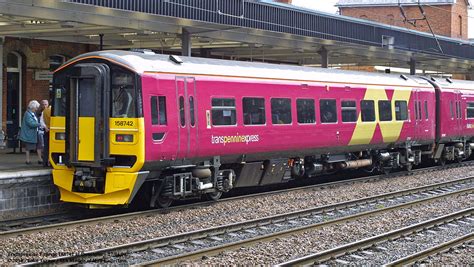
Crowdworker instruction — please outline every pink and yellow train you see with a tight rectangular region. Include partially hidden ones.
[49,50,474,208]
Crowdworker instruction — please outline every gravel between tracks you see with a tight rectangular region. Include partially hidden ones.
[422,245,474,265]
[192,193,474,265]
[0,167,473,264]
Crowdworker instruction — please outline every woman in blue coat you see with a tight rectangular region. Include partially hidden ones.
[19,100,41,164]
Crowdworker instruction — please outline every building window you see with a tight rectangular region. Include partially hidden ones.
[395,100,408,121]
[7,52,20,69]
[243,97,266,125]
[271,98,292,124]
[320,99,337,123]
[296,99,316,124]
[341,100,357,122]
[379,100,392,121]
[459,15,463,36]
[361,100,375,122]
[211,98,236,126]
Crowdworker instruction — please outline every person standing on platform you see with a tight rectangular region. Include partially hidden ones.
[40,100,51,167]
[19,100,41,165]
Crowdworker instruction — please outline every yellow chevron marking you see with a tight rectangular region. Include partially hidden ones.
[349,87,412,146]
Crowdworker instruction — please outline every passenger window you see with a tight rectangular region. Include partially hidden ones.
[296,99,316,124]
[158,96,167,125]
[457,102,462,119]
[179,96,185,127]
[341,100,357,122]
[151,96,159,125]
[320,99,337,123]
[211,98,237,126]
[271,98,292,124]
[395,100,408,121]
[189,96,195,127]
[379,100,392,121]
[151,96,167,125]
[418,101,422,120]
[361,100,375,122]
[450,101,454,119]
[424,101,428,120]
[243,97,266,125]
[467,103,474,119]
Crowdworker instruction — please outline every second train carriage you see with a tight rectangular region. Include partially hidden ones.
[49,50,474,208]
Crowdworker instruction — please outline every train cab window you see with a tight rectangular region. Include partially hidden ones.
[395,100,408,121]
[296,99,316,124]
[467,103,474,119]
[211,98,237,126]
[179,96,185,127]
[271,98,292,124]
[111,69,136,118]
[150,96,167,125]
[378,100,392,121]
[360,100,375,122]
[243,97,266,125]
[189,96,195,126]
[320,99,337,123]
[424,101,429,120]
[341,100,357,123]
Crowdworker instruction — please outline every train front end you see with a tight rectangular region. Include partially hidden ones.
[50,57,147,207]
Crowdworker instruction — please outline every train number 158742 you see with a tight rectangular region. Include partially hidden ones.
[114,120,134,127]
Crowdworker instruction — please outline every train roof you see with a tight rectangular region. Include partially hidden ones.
[63,50,432,88]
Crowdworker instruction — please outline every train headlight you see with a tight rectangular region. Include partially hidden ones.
[55,132,66,140]
[116,134,133,143]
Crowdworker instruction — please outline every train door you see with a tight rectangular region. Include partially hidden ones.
[67,64,110,166]
[175,77,197,159]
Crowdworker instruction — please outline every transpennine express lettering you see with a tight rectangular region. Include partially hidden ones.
[211,134,260,145]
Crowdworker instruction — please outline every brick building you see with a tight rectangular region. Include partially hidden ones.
[1,37,95,148]
[337,0,471,40]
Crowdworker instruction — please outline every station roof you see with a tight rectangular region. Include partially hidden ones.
[1,0,474,75]
[337,0,472,7]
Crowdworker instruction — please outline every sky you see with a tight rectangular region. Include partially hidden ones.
[291,0,474,38]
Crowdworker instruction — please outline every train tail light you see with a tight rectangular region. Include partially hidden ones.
[116,134,133,143]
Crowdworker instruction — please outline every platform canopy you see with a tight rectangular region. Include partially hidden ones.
[1,0,474,74]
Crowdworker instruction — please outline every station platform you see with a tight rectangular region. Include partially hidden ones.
[0,149,67,221]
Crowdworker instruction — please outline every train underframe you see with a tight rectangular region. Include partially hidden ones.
[130,138,474,208]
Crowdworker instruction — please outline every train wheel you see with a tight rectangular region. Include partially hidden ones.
[438,157,446,167]
[382,167,391,175]
[205,191,223,201]
[405,163,413,172]
[156,196,173,208]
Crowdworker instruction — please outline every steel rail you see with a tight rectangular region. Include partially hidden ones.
[384,233,474,267]
[25,178,473,265]
[3,161,467,238]
[277,208,474,267]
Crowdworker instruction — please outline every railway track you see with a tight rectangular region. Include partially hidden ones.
[279,209,473,266]
[23,176,473,265]
[1,161,471,237]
